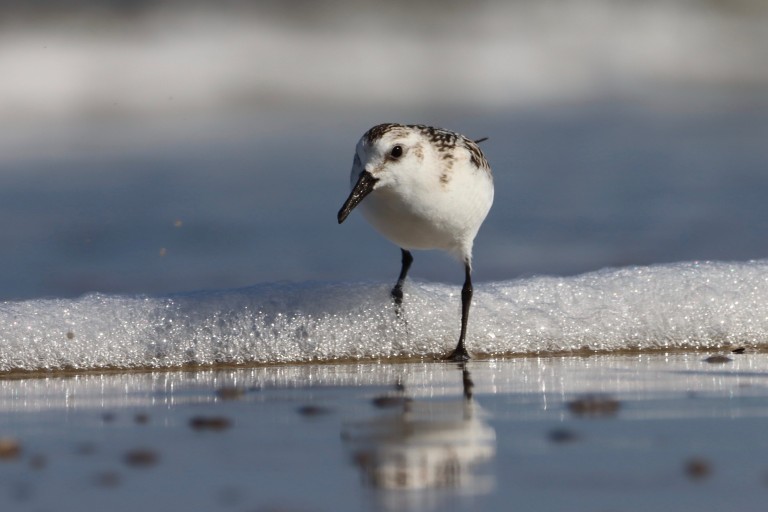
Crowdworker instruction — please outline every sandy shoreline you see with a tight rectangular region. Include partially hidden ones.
[0,344,758,380]
[0,352,767,511]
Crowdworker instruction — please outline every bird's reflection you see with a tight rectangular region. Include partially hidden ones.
[343,365,495,500]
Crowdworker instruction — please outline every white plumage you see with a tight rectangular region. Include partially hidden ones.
[338,123,494,361]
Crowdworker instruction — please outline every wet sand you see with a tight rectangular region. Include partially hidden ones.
[0,351,767,511]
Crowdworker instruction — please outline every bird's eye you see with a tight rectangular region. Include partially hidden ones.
[390,145,403,159]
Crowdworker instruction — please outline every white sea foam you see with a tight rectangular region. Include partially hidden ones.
[1,260,766,372]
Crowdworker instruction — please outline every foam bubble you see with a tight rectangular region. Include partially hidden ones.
[1,260,767,372]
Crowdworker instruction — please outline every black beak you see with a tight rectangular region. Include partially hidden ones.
[337,171,378,224]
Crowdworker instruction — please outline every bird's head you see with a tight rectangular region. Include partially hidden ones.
[337,124,434,224]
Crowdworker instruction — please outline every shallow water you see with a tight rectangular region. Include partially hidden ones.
[1,353,767,512]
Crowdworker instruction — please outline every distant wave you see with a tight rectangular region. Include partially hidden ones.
[0,2,766,120]
[1,260,766,372]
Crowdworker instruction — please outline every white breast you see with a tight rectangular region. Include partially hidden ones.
[360,160,493,262]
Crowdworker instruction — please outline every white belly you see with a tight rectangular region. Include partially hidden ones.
[360,171,493,260]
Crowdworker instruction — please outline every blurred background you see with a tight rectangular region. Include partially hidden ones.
[1,0,767,300]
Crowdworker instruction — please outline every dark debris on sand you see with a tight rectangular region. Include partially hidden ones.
[216,387,246,400]
[567,394,621,417]
[704,355,733,364]
[371,395,411,409]
[548,428,581,443]
[124,448,159,468]
[297,405,333,417]
[0,438,22,460]
[685,457,712,480]
[189,416,232,431]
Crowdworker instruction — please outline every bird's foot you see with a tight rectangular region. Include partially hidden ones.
[445,346,471,362]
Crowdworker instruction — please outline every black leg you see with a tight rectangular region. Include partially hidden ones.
[391,249,413,308]
[447,263,472,361]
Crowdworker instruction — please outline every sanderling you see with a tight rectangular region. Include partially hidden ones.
[337,123,494,361]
